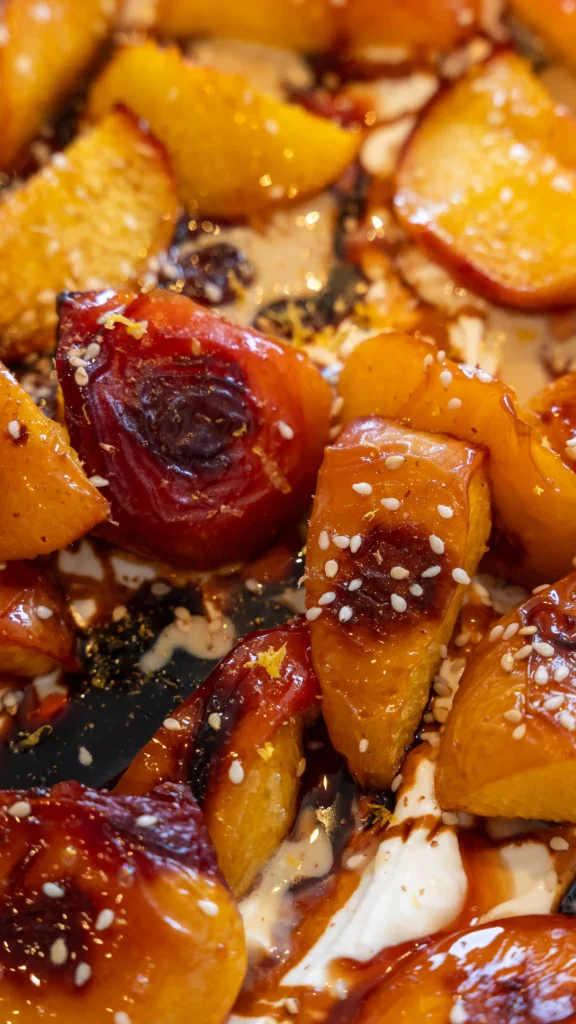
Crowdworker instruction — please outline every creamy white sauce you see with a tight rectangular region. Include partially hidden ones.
[110,553,157,590]
[138,612,235,672]
[33,668,67,702]
[364,72,438,121]
[281,759,467,990]
[480,842,556,922]
[69,597,97,628]
[360,117,415,178]
[58,540,104,581]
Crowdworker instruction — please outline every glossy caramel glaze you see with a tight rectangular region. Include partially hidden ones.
[0,561,78,675]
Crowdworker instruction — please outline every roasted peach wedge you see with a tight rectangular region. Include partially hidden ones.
[0,0,120,171]
[117,620,320,897]
[353,916,576,1023]
[56,289,331,569]
[87,41,360,219]
[0,363,108,562]
[436,571,576,821]
[0,561,78,675]
[511,0,576,70]
[0,110,177,360]
[0,782,246,1024]
[305,416,490,789]
[340,0,480,56]
[395,51,576,308]
[339,332,576,586]
[156,0,336,51]
[525,372,576,468]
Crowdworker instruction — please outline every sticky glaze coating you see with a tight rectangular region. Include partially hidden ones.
[56,289,331,569]
[0,561,78,675]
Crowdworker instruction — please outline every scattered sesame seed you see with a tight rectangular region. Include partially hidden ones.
[84,342,100,361]
[454,631,471,648]
[503,709,523,723]
[532,584,550,594]
[437,350,446,362]
[385,455,405,469]
[359,738,369,753]
[501,653,515,672]
[390,565,410,580]
[50,938,68,965]
[163,718,182,731]
[519,625,537,636]
[74,963,92,987]
[391,593,407,613]
[285,997,300,1014]
[350,534,362,553]
[36,604,54,619]
[429,534,445,555]
[452,568,470,585]
[319,591,336,605]
[503,622,519,640]
[197,899,219,917]
[276,420,294,440]
[434,679,451,697]
[333,535,350,549]
[514,645,532,661]
[513,723,527,740]
[325,559,338,578]
[533,641,555,657]
[95,909,115,931]
[352,482,372,495]
[114,1014,132,1024]
[441,645,448,658]
[534,667,549,685]
[543,695,564,711]
[409,583,424,597]
[550,836,570,851]
[318,530,330,550]
[88,475,109,487]
[74,366,89,386]
[437,505,453,519]
[442,811,459,826]
[7,420,21,439]
[554,665,570,683]
[423,353,434,368]
[229,760,244,784]
[440,369,453,388]
[489,625,505,642]
[136,814,158,827]
[306,606,322,621]
[559,711,576,731]
[477,371,492,383]
[345,854,366,870]
[8,800,31,819]
[207,712,222,730]
[339,606,353,623]
[331,396,344,418]
[348,578,363,592]
[420,731,441,747]
[567,437,576,448]
[447,397,462,410]
[381,497,401,511]
[449,1003,468,1024]
[422,565,441,578]
[43,882,64,898]
[78,746,93,766]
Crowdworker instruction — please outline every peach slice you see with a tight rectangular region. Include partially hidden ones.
[353,916,576,1024]
[0,110,177,360]
[340,0,480,56]
[305,416,490,789]
[0,363,109,561]
[436,571,576,821]
[0,561,78,675]
[0,782,246,1024]
[155,0,335,51]
[338,331,576,586]
[0,0,120,171]
[525,372,576,467]
[395,51,576,308]
[511,0,576,70]
[87,41,360,219]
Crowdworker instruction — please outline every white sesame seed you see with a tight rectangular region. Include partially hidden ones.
[359,738,369,753]
[50,938,68,965]
[533,641,555,657]
[550,836,570,851]
[433,679,451,696]
[409,583,423,597]
[381,497,401,511]
[318,530,330,550]
[78,746,93,766]
[350,534,362,553]
[440,645,448,658]
[422,565,441,578]
[559,711,576,731]
[333,535,350,549]
[318,591,336,605]
[429,534,445,555]
[95,909,115,931]
[8,800,31,819]
[454,631,471,648]
[74,962,92,987]
[503,623,519,640]
[449,1003,468,1024]
[513,723,526,740]
[348,578,363,592]
[567,437,576,448]
[503,709,523,723]
[442,811,459,826]
[390,565,410,580]
[331,396,344,418]
[285,997,300,1014]
[423,353,434,368]
[543,695,564,711]
[352,482,372,495]
[477,370,492,383]
[84,342,100,361]
[306,606,322,621]
[385,455,405,469]
[36,604,54,619]
[534,667,549,685]
[532,584,550,594]
[519,625,537,636]
[420,731,441,747]
[440,369,453,388]
[7,420,21,439]
[229,760,244,784]
[325,559,338,578]
[437,350,446,362]
[276,420,294,440]
[514,645,532,661]
[114,1014,132,1024]
[163,718,182,731]
[437,504,453,519]
[489,625,505,642]
[554,665,570,683]
[452,568,470,585]
[43,882,64,898]
[74,366,89,386]
[391,773,403,792]
[345,854,366,870]
[339,606,353,622]
[136,814,158,827]
[391,593,407,613]
[447,397,462,410]
[207,712,221,730]
[197,899,219,916]
[501,653,515,672]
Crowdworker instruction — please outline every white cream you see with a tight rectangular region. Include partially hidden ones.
[282,759,467,990]
[480,841,556,922]
[110,553,157,590]
[139,612,235,673]
[58,539,104,581]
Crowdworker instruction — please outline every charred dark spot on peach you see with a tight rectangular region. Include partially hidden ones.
[0,884,94,984]
[524,587,576,653]
[132,356,259,476]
